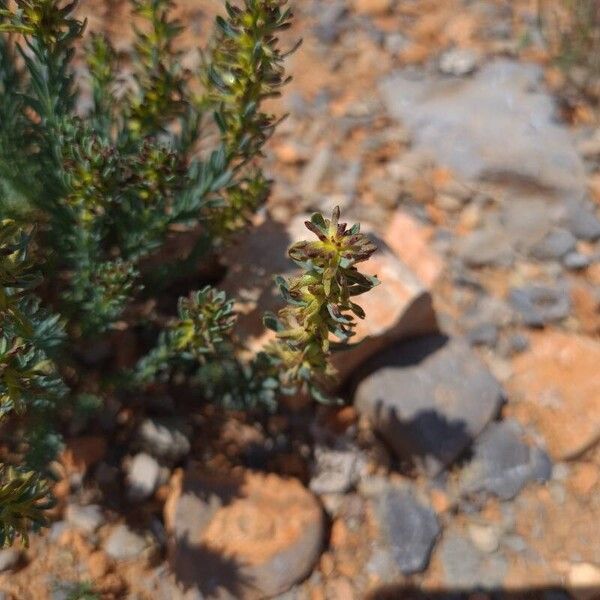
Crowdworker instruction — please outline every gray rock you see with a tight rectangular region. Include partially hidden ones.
[565,202,600,241]
[460,420,552,501]
[563,252,591,270]
[509,285,570,327]
[126,452,160,501]
[137,418,191,464]
[0,548,21,572]
[375,486,440,574]
[467,323,498,347]
[457,226,514,267]
[380,60,586,199]
[65,504,105,533]
[439,48,478,76]
[440,532,508,589]
[104,524,149,561]
[314,1,347,44]
[309,446,363,495]
[354,335,504,477]
[530,229,577,261]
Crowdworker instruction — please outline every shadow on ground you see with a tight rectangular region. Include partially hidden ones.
[367,586,598,600]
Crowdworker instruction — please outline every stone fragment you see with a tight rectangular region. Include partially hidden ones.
[374,486,440,575]
[565,202,600,241]
[126,452,160,501]
[457,226,514,267]
[439,48,478,76]
[459,420,552,501]
[564,252,591,270]
[530,229,577,261]
[0,548,21,573]
[103,525,149,561]
[353,335,503,476]
[165,469,324,599]
[508,332,600,459]
[65,504,105,533]
[136,418,191,464]
[509,285,570,327]
[309,446,363,495]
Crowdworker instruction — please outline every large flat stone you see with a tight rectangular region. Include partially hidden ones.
[353,335,504,476]
[379,60,585,199]
[164,469,324,599]
[507,332,600,460]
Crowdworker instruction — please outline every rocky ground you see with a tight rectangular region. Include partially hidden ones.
[1,0,599,598]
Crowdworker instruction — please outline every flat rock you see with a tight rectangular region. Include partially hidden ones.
[136,418,191,464]
[459,420,552,500]
[374,486,440,574]
[65,504,105,533]
[165,469,324,599]
[103,524,150,561]
[353,335,504,476]
[509,285,570,327]
[379,60,585,199]
[220,211,441,388]
[530,228,577,261]
[309,445,363,495]
[507,332,600,460]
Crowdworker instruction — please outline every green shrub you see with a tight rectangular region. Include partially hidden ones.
[0,0,379,545]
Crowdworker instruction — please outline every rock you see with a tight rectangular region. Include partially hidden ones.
[439,48,478,76]
[0,548,21,572]
[457,226,514,267]
[309,446,363,495]
[103,524,150,561]
[314,1,347,45]
[374,486,440,575]
[126,452,160,501]
[509,285,570,327]
[65,504,105,533]
[165,469,324,599]
[567,563,600,600]
[530,229,577,261]
[467,523,500,554]
[507,332,600,459]
[440,532,508,589]
[353,335,504,477]
[380,60,586,199]
[459,420,552,501]
[565,202,600,241]
[220,211,441,388]
[466,323,499,347]
[137,418,191,464]
[564,252,591,270]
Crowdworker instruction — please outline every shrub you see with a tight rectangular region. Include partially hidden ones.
[0,0,379,545]
[539,0,600,94]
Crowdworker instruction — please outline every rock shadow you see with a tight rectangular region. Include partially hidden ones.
[367,585,596,600]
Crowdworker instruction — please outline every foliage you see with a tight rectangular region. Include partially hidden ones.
[259,207,378,403]
[0,221,64,546]
[539,0,600,90]
[0,0,380,547]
